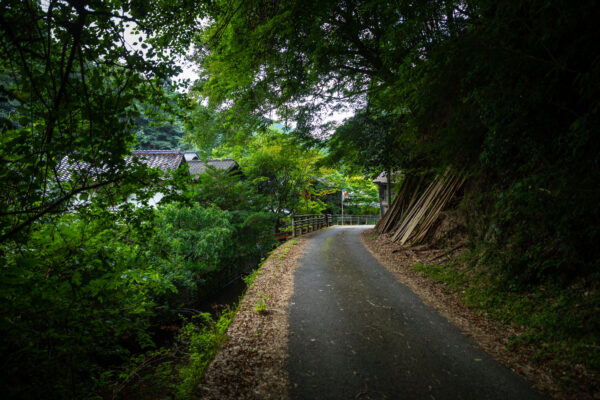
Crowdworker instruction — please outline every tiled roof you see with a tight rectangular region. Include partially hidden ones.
[187,159,239,175]
[55,158,109,182]
[56,150,185,182]
[130,150,184,172]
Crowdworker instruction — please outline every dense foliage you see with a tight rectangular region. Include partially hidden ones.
[134,111,185,150]
[2,211,165,398]
[406,0,600,285]
[4,0,597,397]
[0,167,277,399]
[194,0,600,285]
[0,1,276,398]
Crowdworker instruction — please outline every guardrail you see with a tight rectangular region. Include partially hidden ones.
[332,214,380,225]
[291,214,380,237]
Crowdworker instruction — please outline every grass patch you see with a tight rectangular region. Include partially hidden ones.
[253,298,268,313]
[412,252,600,389]
[175,310,235,399]
[104,310,236,400]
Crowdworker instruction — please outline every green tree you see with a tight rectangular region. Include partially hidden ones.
[193,0,464,135]
[181,101,266,158]
[0,0,205,243]
[134,112,186,150]
[315,170,379,215]
[323,110,410,208]
[185,168,276,269]
[213,127,322,228]
[0,206,174,398]
[0,2,219,397]
[193,0,600,284]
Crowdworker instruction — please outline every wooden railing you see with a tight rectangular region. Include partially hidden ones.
[291,214,380,237]
[291,214,333,237]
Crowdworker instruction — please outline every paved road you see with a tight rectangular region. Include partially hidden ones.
[288,226,545,400]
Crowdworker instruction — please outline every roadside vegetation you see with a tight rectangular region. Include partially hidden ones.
[413,247,599,392]
[2,0,598,398]
[0,2,377,398]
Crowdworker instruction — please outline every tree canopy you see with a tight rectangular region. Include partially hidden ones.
[194,0,465,136]
[193,0,600,283]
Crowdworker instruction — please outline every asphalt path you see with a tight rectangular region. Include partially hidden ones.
[288,226,546,400]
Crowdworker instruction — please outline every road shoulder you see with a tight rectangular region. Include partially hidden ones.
[198,236,309,400]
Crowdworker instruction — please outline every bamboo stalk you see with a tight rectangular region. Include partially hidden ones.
[398,176,447,245]
[387,174,425,233]
[408,173,457,243]
[392,174,442,242]
[391,167,456,245]
[405,173,465,246]
[378,189,404,233]
[406,177,455,245]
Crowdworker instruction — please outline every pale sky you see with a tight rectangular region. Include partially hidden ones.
[123,21,354,133]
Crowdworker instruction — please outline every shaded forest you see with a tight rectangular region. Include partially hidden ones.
[1,0,599,398]
[191,0,600,392]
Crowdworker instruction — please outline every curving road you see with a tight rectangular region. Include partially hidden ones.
[288,226,545,400]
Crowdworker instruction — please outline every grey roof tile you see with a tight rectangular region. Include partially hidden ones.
[130,150,184,172]
[56,150,185,182]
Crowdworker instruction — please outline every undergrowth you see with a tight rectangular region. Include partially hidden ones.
[176,240,296,400]
[413,249,600,391]
[103,309,236,400]
[175,310,235,399]
[109,237,300,399]
[175,238,298,398]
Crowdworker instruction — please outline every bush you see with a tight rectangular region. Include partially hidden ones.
[175,311,234,399]
[0,197,268,399]
[0,213,174,399]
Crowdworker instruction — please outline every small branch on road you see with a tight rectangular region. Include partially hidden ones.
[366,300,392,310]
